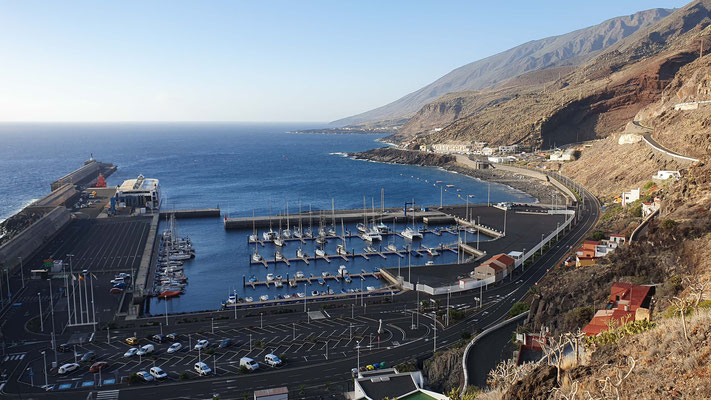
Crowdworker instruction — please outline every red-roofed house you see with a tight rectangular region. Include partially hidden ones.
[582,282,655,336]
[473,253,516,281]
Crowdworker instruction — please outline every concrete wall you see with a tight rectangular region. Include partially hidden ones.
[0,207,72,271]
[493,164,577,204]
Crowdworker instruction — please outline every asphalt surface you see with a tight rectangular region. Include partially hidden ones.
[0,183,600,400]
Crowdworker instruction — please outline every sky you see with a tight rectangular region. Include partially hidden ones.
[0,0,691,123]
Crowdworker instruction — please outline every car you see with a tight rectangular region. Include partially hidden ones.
[218,338,232,349]
[136,344,155,356]
[564,255,576,267]
[125,337,139,345]
[80,351,96,363]
[57,343,71,353]
[149,366,168,380]
[152,334,166,343]
[58,363,80,374]
[264,354,282,367]
[194,339,209,350]
[124,347,138,357]
[166,333,179,342]
[194,361,212,376]
[136,371,154,382]
[167,342,183,354]
[240,357,259,371]
[89,361,109,373]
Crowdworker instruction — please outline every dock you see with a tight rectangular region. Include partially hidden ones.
[160,208,221,218]
[224,207,450,230]
[243,272,381,288]
[248,248,423,266]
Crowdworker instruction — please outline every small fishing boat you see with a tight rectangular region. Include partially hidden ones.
[266,273,274,282]
[315,248,326,257]
[244,296,254,302]
[276,274,283,280]
[275,280,283,288]
[336,244,349,255]
[159,289,182,298]
[321,271,331,277]
[295,271,304,279]
[317,278,325,285]
[274,237,285,247]
[311,290,319,296]
[252,250,263,263]
[227,293,237,304]
[296,248,307,258]
[356,223,367,233]
[338,265,348,276]
[283,294,291,299]
[248,275,257,282]
[367,286,376,291]
[275,251,285,261]
[345,276,352,283]
[386,243,398,252]
[260,294,269,301]
[296,292,305,298]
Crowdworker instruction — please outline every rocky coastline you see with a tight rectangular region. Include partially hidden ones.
[349,147,554,203]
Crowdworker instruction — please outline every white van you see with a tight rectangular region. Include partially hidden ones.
[194,361,212,376]
[240,357,259,371]
[264,354,282,367]
[136,344,155,356]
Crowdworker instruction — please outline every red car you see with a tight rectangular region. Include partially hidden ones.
[89,361,108,373]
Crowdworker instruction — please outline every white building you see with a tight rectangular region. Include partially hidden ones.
[621,188,640,207]
[349,368,449,400]
[115,174,161,210]
[431,144,471,154]
[653,170,681,180]
[499,145,520,153]
[550,148,576,161]
[488,156,515,164]
[481,147,496,156]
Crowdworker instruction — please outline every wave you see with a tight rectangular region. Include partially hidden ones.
[0,197,39,224]
[328,152,349,157]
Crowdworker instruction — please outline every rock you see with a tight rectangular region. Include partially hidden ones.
[503,365,557,400]
[618,133,643,144]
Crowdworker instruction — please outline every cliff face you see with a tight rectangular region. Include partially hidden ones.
[396,1,711,149]
[332,8,673,127]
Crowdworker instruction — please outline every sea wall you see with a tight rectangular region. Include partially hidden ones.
[0,207,72,271]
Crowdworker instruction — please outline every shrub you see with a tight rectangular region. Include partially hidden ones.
[239,365,249,374]
[661,219,677,230]
[590,231,606,241]
[509,301,530,318]
[128,372,141,384]
[178,372,190,381]
[460,331,472,341]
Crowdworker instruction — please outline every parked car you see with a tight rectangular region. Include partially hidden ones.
[58,363,80,374]
[167,342,183,354]
[240,357,259,371]
[136,371,154,382]
[149,366,167,380]
[194,361,212,376]
[218,338,232,349]
[57,343,71,353]
[152,334,166,343]
[89,362,109,373]
[194,339,209,350]
[166,333,179,342]
[124,347,138,357]
[125,337,139,345]
[136,344,155,356]
[264,354,282,367]
[80,351,96,363]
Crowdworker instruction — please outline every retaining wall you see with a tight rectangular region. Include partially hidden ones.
[0,207,72,271]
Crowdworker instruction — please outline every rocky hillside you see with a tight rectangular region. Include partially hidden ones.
[332,8,672,127]
[349,147,454,166]
[398,1,711,149]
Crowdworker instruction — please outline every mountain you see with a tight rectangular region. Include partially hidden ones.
[331,8,674,127]
[406,0,711,148]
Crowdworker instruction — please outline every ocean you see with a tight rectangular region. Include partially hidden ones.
[0,123,534,313]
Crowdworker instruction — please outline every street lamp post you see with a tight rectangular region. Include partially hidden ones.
[211,318,214,334]
[18,257,24,288]
[260,313,263,329]
[38,292,44,332]
[42,351,47,387]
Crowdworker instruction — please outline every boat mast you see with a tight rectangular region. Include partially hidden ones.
[269,199,273,233]
[298,201,302,234]
[286,200,290,232]
[331,198,335,228]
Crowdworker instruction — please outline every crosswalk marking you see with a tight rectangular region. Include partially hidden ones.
[96,389,120,400]
[3,353,25,362]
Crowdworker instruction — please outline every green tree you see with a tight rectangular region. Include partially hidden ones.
[509,301,530,318]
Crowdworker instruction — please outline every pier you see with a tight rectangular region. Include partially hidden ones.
[243,272,381,288]
[160,208,221,218]
[248,246,453,266]
[224,207,449,229]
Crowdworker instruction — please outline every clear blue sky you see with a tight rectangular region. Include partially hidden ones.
[0,0,690,122]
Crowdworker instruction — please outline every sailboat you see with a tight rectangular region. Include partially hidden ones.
[293,201,303,238]
[252,242,263,262]
[315,241,327,257]
[336,219,349,255]
[263,200,277,240]
[282,201,292,238]
[297,247,308,258]
[401,200,423,240]
[327,199,337,236]
[249,209,259,242]
[274,216,285,247]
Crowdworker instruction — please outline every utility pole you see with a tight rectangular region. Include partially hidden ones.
[38,292,44,332]
[446,289,450,327]
[18,257,24,288]
[433,313,437,354]
[416,281,420,328]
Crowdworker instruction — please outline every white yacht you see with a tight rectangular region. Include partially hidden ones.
[315,248,326,257]
[401,227,423,240]
[296,248,307,258]
[274,237,285,247]
[295,271,305,279]
[360,229,382,242]
[336,244,349,255]
[266,273,275,282]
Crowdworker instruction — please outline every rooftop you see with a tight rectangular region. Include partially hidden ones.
[118,174,159,192]
[357,374,418,400]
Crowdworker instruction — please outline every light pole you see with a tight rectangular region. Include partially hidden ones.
[18,257,24,288]
[293,323,295,341]
[433,313,437,354]
[249,334,252,352]
[68,254,77,325]
[160,322,163,335]
[260,313,263,329]
[42,351,47,387]
[349,323,352,340]
[211,318,214,334]
[38,292,44,332]
[446,289,450,327]
[356,340,361,370]
[164,296,168,326]
[416,281,420,328]
[541,234,545,255]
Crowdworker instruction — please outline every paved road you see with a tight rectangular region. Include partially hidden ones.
[464,178,600,387]
[0,187,600,400]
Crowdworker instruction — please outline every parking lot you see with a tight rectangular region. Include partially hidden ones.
[17,310,429,391]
